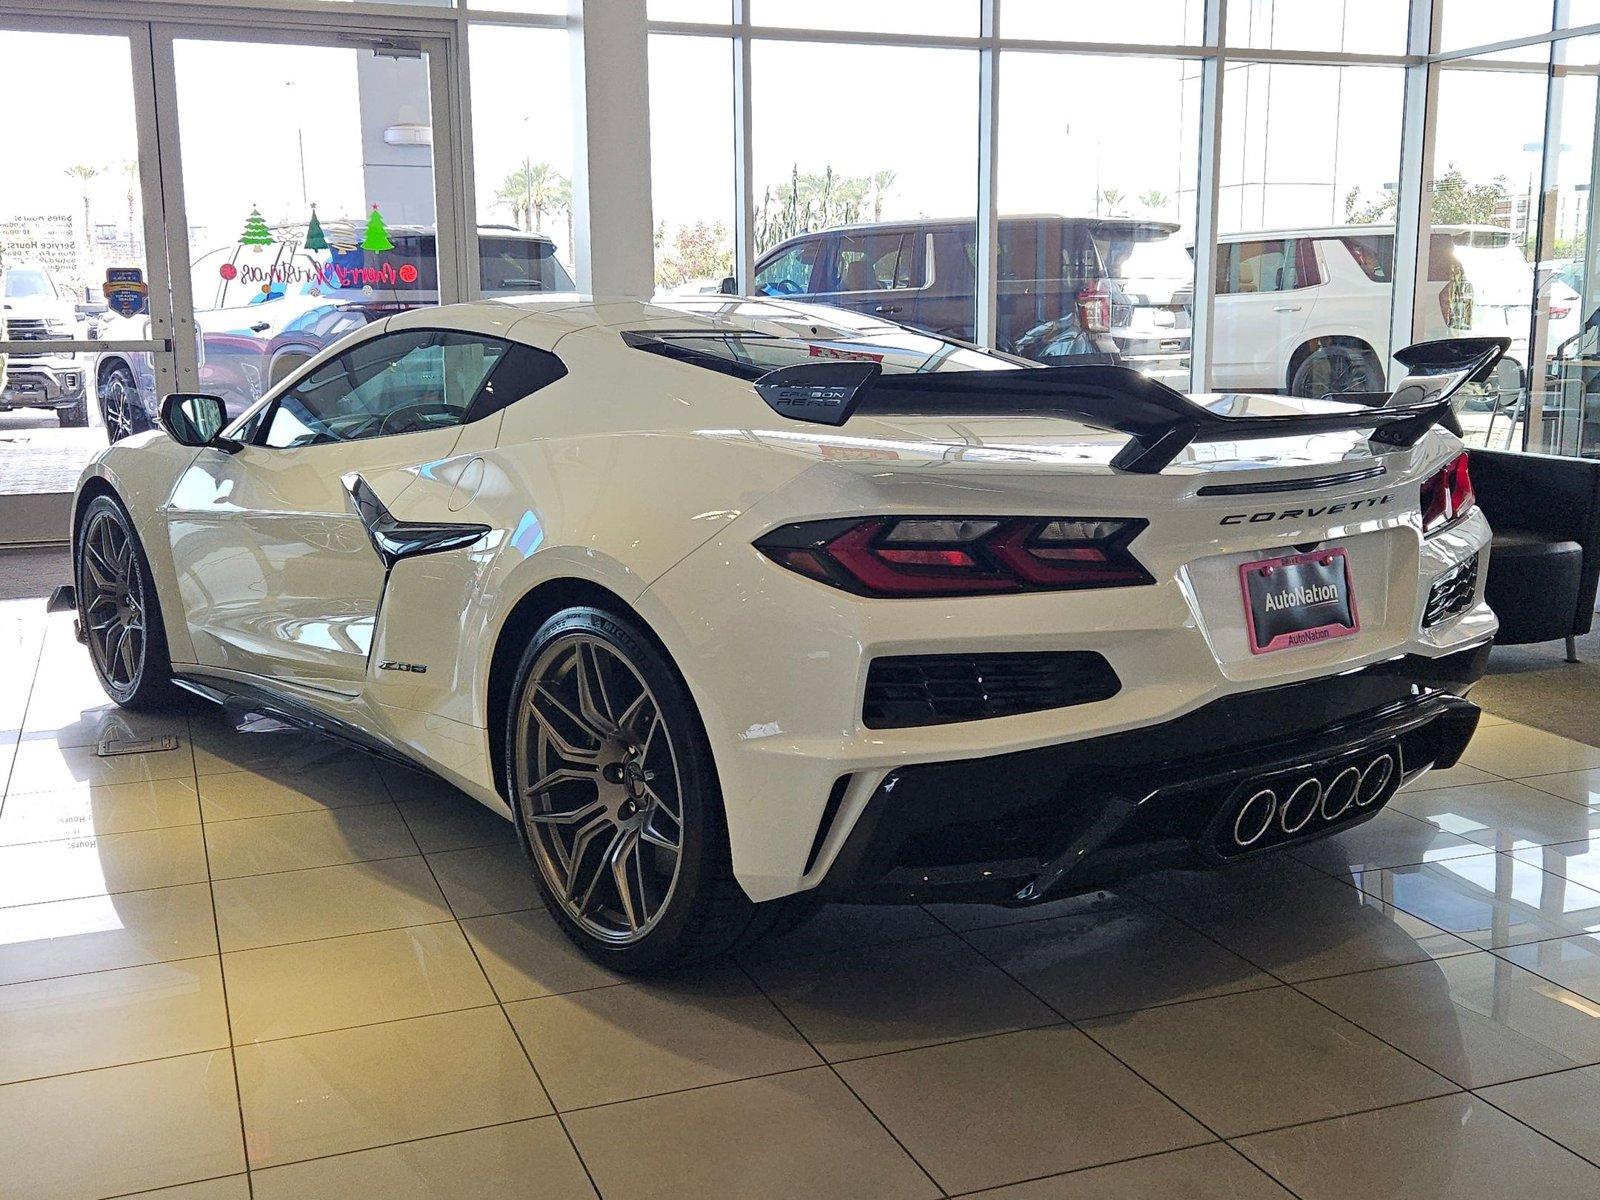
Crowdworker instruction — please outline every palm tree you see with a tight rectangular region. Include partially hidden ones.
[868,170,897,222]
[64,164,102,250]
[496,166,531,230]
[121,160,141,261]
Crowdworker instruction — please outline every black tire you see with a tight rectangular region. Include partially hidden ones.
[1289,343,1385,399]
[75,493,181,711]
[99,363,147,444]
[57,397,89,428]
[503,605,802,972]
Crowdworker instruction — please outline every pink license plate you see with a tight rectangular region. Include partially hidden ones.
[1239,548,1360,654]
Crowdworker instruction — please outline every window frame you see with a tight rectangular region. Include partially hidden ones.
[245,327,562,451]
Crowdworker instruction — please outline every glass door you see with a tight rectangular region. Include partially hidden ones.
[0,18,178,544]
[158,26,464,427]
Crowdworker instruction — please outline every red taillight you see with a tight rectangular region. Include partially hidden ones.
[1076,281,1112,334]
[755,516,1152,597]
[1420,452,1474,535]
[1551,305,1572,320]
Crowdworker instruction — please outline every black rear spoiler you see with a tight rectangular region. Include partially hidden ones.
[750,336,1508,475]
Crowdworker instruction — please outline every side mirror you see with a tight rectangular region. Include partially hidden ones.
[159,393,231,448]
[718,275,738,295]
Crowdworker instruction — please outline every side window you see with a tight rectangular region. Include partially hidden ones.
[1340,235,1394,283]
[754,241,819,296]
[1216,239,1314,294]
[997,223,1041,283]
[829,231,918,292]
[467,344,569,421]
[261,329,510,449]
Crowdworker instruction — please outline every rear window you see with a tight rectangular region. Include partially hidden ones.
[1090,223,1192,286]
[479,238,575,295]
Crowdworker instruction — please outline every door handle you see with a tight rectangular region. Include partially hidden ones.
[1272,305,1302,313]
[249,321,270,332]
[874,304,903,315]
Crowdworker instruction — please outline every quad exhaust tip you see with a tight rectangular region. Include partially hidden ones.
[1226,750,1398,851]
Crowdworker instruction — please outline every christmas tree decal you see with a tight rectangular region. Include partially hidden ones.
[304,205,328,252]
[240,205,273,250]
[361,204,393,253]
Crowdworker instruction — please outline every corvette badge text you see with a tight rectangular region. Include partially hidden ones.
[1220,493,1393,525]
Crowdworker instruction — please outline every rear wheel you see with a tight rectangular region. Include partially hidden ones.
[1289,343,1384,399]
[505,605,800,972]
[75,494,179,710]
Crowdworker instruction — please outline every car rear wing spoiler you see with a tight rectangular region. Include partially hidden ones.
[749,336,1509,475]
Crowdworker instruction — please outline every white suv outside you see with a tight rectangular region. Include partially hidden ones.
[1212,224,1579,396]
[0,262,90,426]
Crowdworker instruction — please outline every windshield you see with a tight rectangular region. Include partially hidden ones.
[3,268,54,300]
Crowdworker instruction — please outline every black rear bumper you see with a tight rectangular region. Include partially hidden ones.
[815,641,1491,905]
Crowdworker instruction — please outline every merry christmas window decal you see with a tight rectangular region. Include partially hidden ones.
[222,203,422,297]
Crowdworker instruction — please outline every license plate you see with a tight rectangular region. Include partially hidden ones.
[1239,548,1359,654]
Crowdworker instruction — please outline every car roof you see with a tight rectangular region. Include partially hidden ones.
[386,294,923,350]
[1215,223,1512,241]
[761,213,1181,250]
[264,220,556,246]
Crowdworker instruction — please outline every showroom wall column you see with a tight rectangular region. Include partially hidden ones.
[1188,0,1227,391]
[568,0,656,297]
[974,0,1001,351]
[1389,0,1440,384]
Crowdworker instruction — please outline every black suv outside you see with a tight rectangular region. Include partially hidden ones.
[735,215,1193,383]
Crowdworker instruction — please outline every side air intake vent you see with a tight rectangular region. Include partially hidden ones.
[864,652,1120,729]
[1423,553,1479,628]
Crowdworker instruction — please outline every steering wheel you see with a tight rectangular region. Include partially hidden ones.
[378,401,462,437]
[762,279,803,296]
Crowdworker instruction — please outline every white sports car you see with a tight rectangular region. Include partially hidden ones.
[58,296,1501,970]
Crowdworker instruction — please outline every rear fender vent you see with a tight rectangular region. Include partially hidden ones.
[864,651,1120,729]
[1423,553,1479,629]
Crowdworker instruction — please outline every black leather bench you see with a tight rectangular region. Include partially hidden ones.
[1469,448,1600,661]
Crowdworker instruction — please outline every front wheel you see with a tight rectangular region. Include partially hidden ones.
[57,397,89,428]
[505,606,797,972]
[75,494,180,710]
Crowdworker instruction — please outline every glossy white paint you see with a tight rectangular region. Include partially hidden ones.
[76,296,1496,903]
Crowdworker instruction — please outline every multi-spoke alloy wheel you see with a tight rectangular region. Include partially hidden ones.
[75,495,176,711]
[101,366,139,443]
[80,506,148,695]
[515,631,686,945]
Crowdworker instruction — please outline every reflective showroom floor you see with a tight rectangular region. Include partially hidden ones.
[6,603,1600,1199]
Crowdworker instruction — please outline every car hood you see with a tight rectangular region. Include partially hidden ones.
[1,297,75,319]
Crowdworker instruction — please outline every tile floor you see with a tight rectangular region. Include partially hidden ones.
[4,600,1600,1199]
